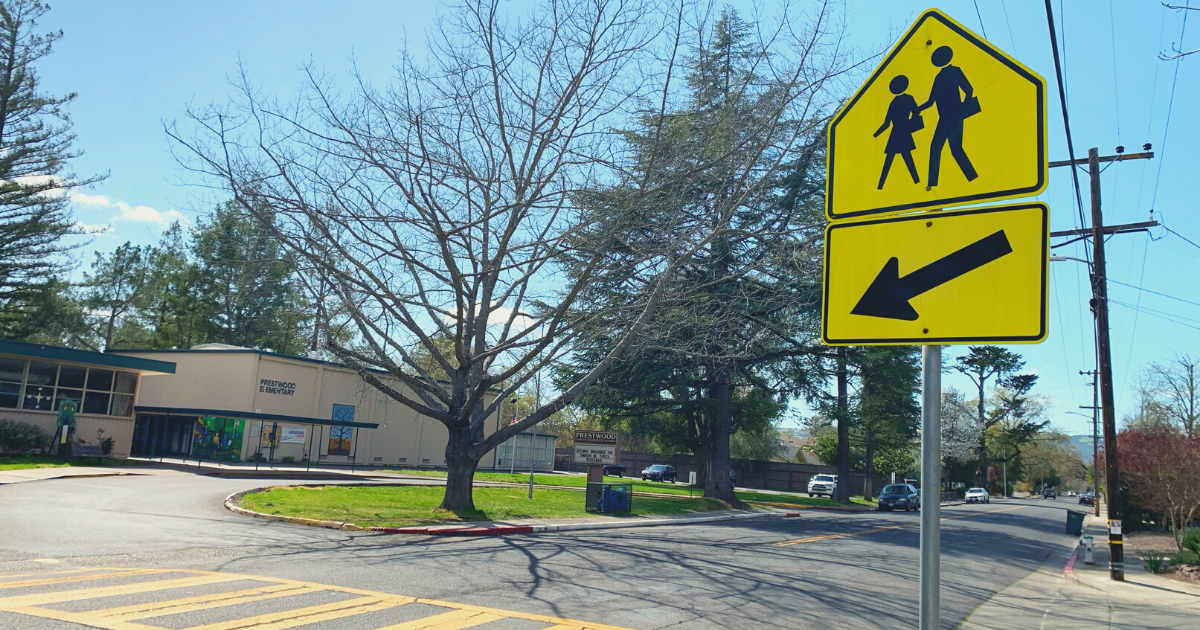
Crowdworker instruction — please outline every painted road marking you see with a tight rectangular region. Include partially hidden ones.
[776,505,1028,546]
[0,567,634,630]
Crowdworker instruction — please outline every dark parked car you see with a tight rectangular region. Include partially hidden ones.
[641,464,677,483]
[1043,486,1057,499]
[602,464,626,477]
[878,483,920,512]
[1079,491,1095,506]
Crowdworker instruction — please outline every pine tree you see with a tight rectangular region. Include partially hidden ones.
[0,0,101,314]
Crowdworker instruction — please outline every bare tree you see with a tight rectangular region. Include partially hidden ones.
[169,0,850,510]
[1145,354,1199,438]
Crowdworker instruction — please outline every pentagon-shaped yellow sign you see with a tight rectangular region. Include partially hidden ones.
[826,9,1047,220]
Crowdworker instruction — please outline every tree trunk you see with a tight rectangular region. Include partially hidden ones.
[863,427,876,501]
[834,348,851,504]
[439,426,481,512]
[704,365,738,504]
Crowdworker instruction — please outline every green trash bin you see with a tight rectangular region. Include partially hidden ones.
[1065,510,1085,536]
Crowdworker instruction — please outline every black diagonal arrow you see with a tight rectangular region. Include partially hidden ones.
[851,230,1013,321]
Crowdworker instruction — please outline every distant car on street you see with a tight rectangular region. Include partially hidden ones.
[1067,490,1077,497]
[641,464,676,483]
[965,487,990,504]
[878,483,920,511]
[602,464,626,477]
[1043,486,1057,499]
[1079,491,1095,506]
[807,474,837,497]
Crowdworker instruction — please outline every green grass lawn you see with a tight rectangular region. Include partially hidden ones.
[383,468,874,507]
[0,454,141,471]
[238,484,726,528]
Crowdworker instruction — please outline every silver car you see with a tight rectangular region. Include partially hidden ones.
[965,487,990,504]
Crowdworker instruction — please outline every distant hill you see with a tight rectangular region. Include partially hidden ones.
[1068,434,1103,464]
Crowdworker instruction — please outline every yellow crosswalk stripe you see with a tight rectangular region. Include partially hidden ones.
[0,567,635,630]
[86,583,312,621]
[179,595,413,630]
[0,568,164,589]
[374,609,503,630]
[0,568,95,581]
[0,572,248,609]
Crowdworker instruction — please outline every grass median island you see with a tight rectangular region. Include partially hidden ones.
[383,468,874,508]
[238,484,727,528]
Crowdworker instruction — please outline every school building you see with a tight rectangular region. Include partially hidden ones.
[0,339,554,471]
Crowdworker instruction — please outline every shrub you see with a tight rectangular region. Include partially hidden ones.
[1180,528,1200,555]
[0,419,51,455]
[1144,551,1166,573]
[1170,549,1200,568]
[281,455,296,463]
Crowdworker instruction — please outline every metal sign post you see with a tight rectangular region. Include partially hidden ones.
[919,345,941,630]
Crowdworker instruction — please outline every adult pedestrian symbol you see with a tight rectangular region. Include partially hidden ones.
[827,9,1046,221]
[823,203,1048,345]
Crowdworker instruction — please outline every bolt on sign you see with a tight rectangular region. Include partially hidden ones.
[825,8,1047,221]
[823,203,1048,345]
[573,430,621,465]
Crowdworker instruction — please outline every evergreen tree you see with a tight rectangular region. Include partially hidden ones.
[562,10,827,503]
[81,243,152,349]
[192,201,309,353]
[0,0,101,314]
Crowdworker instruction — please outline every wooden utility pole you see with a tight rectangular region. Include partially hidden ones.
[1087,147,1123,581]
[1080,368,1100,518]
[1050,147,1154,581]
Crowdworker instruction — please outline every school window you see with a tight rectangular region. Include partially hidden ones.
[7,357,138,417]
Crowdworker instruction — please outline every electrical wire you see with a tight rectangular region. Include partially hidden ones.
[1111,300,1200,326]
[1111,302,1200,332]
[1108,277,1200,308]
[1001,0,1017,54]
[1044,1,1089,242]
[973,0,989,39]
[1151,0,1190,210]
[1108,0,1122,145]
[1164,225,1200,250]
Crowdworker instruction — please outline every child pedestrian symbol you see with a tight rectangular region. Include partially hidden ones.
[873,75,923,190]
[919,45,980,190]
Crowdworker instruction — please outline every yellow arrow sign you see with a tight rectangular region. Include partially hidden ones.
[826,9,1047,221]
[822,203,1048,346]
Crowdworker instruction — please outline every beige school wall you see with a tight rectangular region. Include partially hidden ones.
[2,407,139,458]
[116,348,502,468]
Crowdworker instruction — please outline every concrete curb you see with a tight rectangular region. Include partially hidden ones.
[744,500,873,513]
[0,471,143,485]
[223,482,802,536]
[369,509,802,536]
[223,488,364,531]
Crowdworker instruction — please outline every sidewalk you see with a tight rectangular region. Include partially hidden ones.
[0,465,191,484]
[962,507,1200,629]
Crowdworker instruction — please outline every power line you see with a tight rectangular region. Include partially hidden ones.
[1001,0,1017,54]
[1044,1,1089,237]
[1108,0,1122,144]
[1111,301,1200,332]
[1112,299,1200,326]
[1164,225,1200,250]
[973,0,989,39]
[1151,0,1190,210]
[1109,276,1200,308]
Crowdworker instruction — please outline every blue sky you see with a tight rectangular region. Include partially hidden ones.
[37,1,1200,437]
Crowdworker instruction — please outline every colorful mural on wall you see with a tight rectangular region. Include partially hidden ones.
[328,425,353,456]
[192,416,245,461]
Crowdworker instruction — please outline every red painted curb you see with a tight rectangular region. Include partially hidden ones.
[369,525,536,536]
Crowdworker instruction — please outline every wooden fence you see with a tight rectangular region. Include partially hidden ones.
[556,448,887,496]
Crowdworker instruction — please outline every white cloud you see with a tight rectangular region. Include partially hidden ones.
[70,193,185,225]
[442,304,535,331]
[73,221,112,234]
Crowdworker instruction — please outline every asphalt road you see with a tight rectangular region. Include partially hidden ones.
[0,473,1082,629]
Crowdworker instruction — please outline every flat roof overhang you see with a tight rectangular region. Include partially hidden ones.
[0,339,176,374]
[134,406,379,429]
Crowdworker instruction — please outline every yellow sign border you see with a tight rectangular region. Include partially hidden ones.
[821,202,1049,346]
[825,8,1048,221]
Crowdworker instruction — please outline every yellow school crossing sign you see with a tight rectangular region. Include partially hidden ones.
[822,203,1049,346]
[826,9,1047,220]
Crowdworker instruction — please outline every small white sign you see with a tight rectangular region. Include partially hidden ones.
[1108,520,1122,535]
[280,428,308,444]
